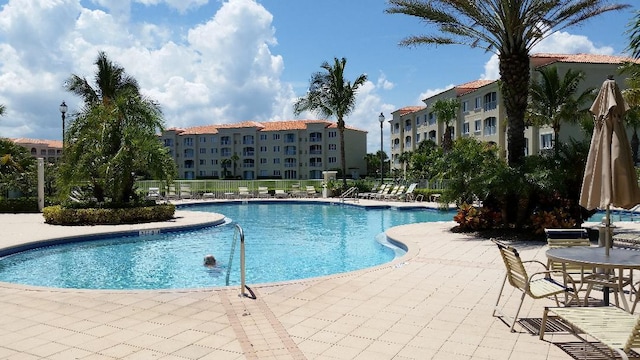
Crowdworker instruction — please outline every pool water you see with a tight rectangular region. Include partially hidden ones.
[0,203,454,290]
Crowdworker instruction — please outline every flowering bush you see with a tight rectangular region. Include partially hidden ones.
[530,207,577,234]
[454,202,502,231]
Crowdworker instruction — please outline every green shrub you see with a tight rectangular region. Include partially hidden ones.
[0,197,39,213]
[43,203,175,225]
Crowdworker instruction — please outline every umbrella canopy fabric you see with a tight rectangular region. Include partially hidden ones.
[579,78,640,211]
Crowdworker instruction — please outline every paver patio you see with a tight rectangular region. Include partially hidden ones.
[0,198,636,359]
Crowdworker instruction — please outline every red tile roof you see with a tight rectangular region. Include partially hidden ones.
[393,106,426,116]
[455,79,496,96]
[168,120,366,135]
[530,53,638,68]
[10,138,62,148]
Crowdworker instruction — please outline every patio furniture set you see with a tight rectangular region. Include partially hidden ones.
[493,229,640,360]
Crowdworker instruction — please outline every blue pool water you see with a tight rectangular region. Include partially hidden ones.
[0,202,455,290]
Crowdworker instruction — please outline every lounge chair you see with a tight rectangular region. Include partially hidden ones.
[541,306,640,360]
[384,185,405,200]
[166,185,178,200]
[367,184,389,199]
[274,189,289,198]
[305,186,318,198]
[257,187,271,198]
[238,186,251,198]
[375,184,397,200]
[146,187,162,201]
[179,184,192,199]
[492,239,579,332]
[202,192,215,200]
[397,183,418,202]
[290,184,304,198]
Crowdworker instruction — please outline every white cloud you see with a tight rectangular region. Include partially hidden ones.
[416,85,454,104]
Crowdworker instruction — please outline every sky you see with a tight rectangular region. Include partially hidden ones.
[0,0,638,153]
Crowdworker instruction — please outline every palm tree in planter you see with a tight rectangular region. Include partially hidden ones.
[294,57,367,189]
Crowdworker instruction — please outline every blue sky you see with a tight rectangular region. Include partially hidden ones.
[0,0,637,152]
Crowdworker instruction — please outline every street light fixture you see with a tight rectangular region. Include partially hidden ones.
[59,101,67,146]
[378,112,385,185]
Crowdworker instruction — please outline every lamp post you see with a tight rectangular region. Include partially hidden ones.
[378,112,385,185]
[59,101,68,147]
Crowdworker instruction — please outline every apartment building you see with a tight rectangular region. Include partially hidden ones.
[10,138,63,163]
[161,120,367,180]
[390,53,636,169]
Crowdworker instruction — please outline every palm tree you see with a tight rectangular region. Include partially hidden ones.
[60,51,176,204]
[294,57,367,188]
[621,11,640,162]
[230,153,239,178]
[397,151,412,181]
[0,104,5,117]
[431,98,459,153]
[527,66,595,155]
[386,0,630,168]
[221,159,231,178]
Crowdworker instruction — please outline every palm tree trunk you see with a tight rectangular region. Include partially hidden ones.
[339,121,347,188]
[499,51,530,167]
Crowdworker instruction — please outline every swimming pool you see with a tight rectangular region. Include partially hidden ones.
[0,202,455,290]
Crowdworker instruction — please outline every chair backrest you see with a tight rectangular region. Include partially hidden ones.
[405,183,417,194]
[625,317,640,353]
[545,229,591,271]
[493,240,529,291]
[258,186,268,192]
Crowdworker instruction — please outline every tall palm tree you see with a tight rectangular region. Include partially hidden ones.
[230,153,239,178]
[527,66,595,155]
[431,98,459,153]
[386,0,630,168]
[294,57,367,188]
[60,51,176,204]
[397,150,412,181]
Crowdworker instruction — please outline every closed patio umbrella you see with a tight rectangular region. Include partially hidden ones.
[579,76,640,255]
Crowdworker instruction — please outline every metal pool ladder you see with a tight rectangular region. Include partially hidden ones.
[225,223,255,299]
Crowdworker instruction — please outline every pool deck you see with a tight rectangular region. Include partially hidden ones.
[0,197,638,359]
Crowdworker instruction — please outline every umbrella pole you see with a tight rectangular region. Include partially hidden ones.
[606,205,611,256]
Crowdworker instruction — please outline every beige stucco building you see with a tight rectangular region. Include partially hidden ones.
[389,53,637,169]
[161,120,367,180]
[10,138,63,163]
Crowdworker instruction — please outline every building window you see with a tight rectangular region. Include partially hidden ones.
[273,145,280,152]
[483,92,497,111]
[284,145,296,155]
[393,123,400,134]
[221,148,231,157]
[462,101,468,112]
[220,136,230,145]
[405,119,411,131]
[199,136,206,143]
[393,138,400,150]
[183,137,193,146]
[199,159,205,165]
[541,133,553,149]
[211,159,218,165]
[284,133,296,143]
[474,120,482,134]
[243,135,254,145]
[484,117,497,135]
[260,134,267,140]
[273,158,280,164]
[243,147,255,156]
[428,112,436,125]
[285,158,297,167]
[328,157,337,163]
[309,132,322,142]
[273,170,281,176]
[260,158,267,164]
[462,122,470,135]
[243,159,255,168]
[163,138,173,146]
[273,134,280,140]
[210,148,217,154]
[210,136,217,143]
[416,133,421,142]
[428,130,437,141]
[329,144,337,151]
[184,149,194,158]
[260,146,267,152]
[199,148,206,154]
[328,131,337,138]
[310,145,322,154]
[474,97,482,109]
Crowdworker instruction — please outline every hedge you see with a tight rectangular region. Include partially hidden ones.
[42,203,176,225]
